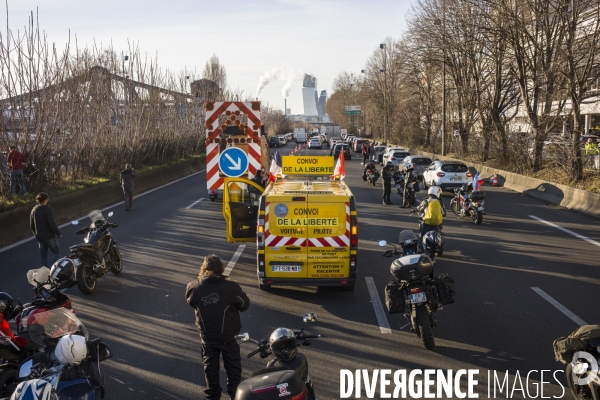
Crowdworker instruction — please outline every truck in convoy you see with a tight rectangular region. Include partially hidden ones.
[221,155,358,291]
[295,128,308,143]
[205,101,269,201]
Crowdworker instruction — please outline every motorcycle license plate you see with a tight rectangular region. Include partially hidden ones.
[272,265,301,272]
[410,292,427,304]
[477,206,484,211]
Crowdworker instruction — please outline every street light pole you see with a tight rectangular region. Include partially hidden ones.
[441,0,447,156]
[380,43,386,144]
[350,73,354,132]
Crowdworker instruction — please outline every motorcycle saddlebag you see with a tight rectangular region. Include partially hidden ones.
[235,368,306,400]
[434,274,455,305]
[390,254,433,281]
[553,324,600,365]
[385,280,406,314]
[469,190,485,201]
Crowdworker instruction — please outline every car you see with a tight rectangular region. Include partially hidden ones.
[308,138,322,149]
[329,137,342,147]
[386,150,410,170]
[382,147,407,166]
[268,137,280,148]
[422,160,473,192]
[371,145,386,164]
[399,155,433,179]
[278,136,286,146]
[332,143,351,160]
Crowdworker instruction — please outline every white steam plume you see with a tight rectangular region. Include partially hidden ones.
[256,68,305,98]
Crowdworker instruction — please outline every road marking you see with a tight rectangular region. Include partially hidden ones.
[185,198,204,209]
[223,245,246,277]
[365,277,392,334]
[400,322,411,330]
[529,215,600,249]
[0,169,206,254]
[531,287,587,326]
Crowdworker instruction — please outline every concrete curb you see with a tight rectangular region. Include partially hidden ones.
[405,147,600,217]
[0,157,206,247]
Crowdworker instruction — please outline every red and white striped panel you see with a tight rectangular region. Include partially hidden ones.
[307,202,350,247]
[205,102,261,192]
[264,202,307,247]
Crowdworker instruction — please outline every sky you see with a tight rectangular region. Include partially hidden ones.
[4,0,413,114]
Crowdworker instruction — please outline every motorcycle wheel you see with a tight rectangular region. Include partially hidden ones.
[108,247,123,275]
[0,366,17,398]
[473,209,483,224]
[416,307,435,350]
[450,199,461,216]
[76,262,97,295]
[566,363,595,400]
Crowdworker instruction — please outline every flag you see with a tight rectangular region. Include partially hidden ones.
[473,172,484,189]
[269,150,282,182]
[332,154,346,180]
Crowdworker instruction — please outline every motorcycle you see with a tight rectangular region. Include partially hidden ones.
[379,241,455,350]
[5,308,111,400]
[235,313,320,400]
[366,168,379,186]
[393,172,405,195]
[394,172,417,206]
[69,210,122,295]
[553,326,600,400]
[449,183,485,225]
[409,209,445,258]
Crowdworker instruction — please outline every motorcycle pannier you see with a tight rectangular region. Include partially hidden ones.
[469,190,485,201]
[553,324,600,365]
[385,280,405,314]
[435,274,455,305]
[390,254,433,281]
[235,368,305,400]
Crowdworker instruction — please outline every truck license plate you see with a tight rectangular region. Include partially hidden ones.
[409,292,427,304]
[272,265,301,272]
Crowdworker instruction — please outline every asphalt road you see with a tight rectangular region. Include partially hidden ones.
[1,140,599,399]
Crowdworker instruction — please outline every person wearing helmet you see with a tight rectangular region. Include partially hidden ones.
[185,254,250,400]
[399,163,418,208]
[381,161,394,205]
[417,186,446,239]
[362,160,378,181]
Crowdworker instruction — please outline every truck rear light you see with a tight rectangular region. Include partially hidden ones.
[267,280,274,284]
[350,255,356,267]
[350,216,358,247]
[288,388,307,400]
[411,288,423,293]
[436,172,445,177]
[258,254,265,268]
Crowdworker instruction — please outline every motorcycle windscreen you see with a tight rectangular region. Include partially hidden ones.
[305,197,350,279]
[223,179,262,242]
[264,196,309,278]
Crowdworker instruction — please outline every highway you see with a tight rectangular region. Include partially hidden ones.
[1,140,599,399]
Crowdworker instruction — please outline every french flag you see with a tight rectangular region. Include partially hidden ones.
[473,172,484,189]
[269,150,282,182]
[332,153,346,180]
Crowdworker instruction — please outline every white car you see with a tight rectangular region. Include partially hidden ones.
[308,139,322,149]
[381,147,406,166]
[422,160,473,192]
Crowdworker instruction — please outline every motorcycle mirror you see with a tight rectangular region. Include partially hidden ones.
[302,312,317,323]
[108,212,114,218]
[378,240,388,247]
[71,220,79,225]
[235,333,250,344]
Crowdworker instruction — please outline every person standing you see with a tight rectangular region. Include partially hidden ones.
[185,254,250,400]
[30,192,62,268]
[381,161,394,205]
[585,138,598,155]
[399,164,417,208]
[361,142,369,165]
[7,145,27,195]
[120,164,137,211]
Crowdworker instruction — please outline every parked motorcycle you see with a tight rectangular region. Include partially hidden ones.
[449,183,485,224]
[393,172,405,195]
[366,168,380,186]
[5,308,111,400]
[553,325,600,400]
[379,241,455,350]
[69,210,122,294]
[235,313,320,400]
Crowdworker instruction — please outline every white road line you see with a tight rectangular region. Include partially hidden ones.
[223,245,246,277]
[0,169,206,254]
[185,198,204,209]
[365,277,392,334]
[529,215,600,249]
[531,287,587,326]
[400,323,411,330]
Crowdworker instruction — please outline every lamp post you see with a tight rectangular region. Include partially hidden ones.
[434,1,447,156]
[350,73,355,132]
[361,69,367,136]
[380,43,387,144]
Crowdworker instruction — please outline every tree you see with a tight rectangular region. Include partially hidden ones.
[202,54,227,93]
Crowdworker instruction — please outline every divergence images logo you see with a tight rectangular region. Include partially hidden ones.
[274,204,288,218]
[572,351,599,386]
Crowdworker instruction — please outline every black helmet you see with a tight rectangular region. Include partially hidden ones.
[269,328,297,361]
[422,231,442,252]
[50,258,76,283]
[386,161,394,168]
[0,292,14,318]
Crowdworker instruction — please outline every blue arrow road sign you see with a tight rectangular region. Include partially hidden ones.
[219,147,249,178]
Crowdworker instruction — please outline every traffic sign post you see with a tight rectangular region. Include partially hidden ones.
[219,147,249,178]
[345,105,362,115]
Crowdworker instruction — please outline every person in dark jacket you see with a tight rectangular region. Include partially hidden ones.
[186,254,250,400]
[120,164,137,211]
[381,162,394,205]
[30,192,62,267]
[399,164,417,208]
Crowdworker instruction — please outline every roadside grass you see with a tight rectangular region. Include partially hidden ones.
[0,155,205,212]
